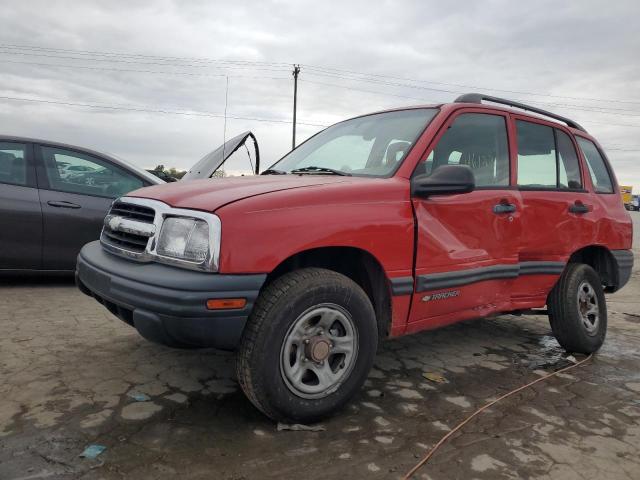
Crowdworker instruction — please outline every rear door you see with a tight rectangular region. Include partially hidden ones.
[408,109,522,331]
[510,117,592,300]
[35,144,147,270]
[0,141,42,270]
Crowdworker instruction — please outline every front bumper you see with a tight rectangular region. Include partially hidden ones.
[76,241,266,350]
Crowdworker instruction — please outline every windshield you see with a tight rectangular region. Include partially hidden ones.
[271,108,438,177]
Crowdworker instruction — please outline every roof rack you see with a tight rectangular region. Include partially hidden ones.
[454,93,587,132]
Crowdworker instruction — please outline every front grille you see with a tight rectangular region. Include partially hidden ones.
[102,229,150,252]
[109,201,155,223]
[101,200,156,254]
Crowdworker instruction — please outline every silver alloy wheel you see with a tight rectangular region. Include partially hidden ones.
[577,280,599,335]
[280,303,358,399]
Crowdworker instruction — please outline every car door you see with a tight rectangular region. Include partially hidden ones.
[408,110,522,332]
[509,117,593,300]
[35,144,147,270]
[0,141,43,270]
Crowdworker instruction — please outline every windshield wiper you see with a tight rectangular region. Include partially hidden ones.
[261,168,287,175]
[290,166,351,176]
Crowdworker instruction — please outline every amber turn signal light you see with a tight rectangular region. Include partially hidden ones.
[206,298,247,310]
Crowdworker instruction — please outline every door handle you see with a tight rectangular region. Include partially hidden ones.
[47,200,81,209]
[569,202,590,214]
[493,203,516,214]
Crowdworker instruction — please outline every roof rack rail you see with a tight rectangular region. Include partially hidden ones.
[454,93,587,132]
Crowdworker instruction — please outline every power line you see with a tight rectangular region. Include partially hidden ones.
[300,64,640,106]
[0,48,289,73]
[1,58,291,81]
[6,53,636,119]
[2,44,640,143]
[2,94,640,150]
[0,94,329,127]
[302,70,640,117]
[2,45,639,118]
[0,43,290,68]
[300,79,440,103]
[5,43,639,106]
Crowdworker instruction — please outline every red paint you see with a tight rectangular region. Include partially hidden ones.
[129,102,632,339]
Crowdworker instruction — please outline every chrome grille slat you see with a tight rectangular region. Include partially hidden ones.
[109,208,154,222]
[101,200,156,254]
[110,202,155,223]
[103,230,149,248]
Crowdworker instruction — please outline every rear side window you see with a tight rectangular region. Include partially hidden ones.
[576,137,614,193]
[516,121,583,190]
[423,113,510,187]
[516,121,556,188]
[0,142,28,186]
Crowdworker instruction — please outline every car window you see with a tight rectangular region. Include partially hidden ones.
[422,113,510,187]
[555,130,582,189]
[296,135,375,171]
[576,137,614,193]
[41,146,144,198]
[0,142,28,186]
[516,121,557,188]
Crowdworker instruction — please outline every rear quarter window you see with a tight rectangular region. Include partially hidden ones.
[576,137,614,193]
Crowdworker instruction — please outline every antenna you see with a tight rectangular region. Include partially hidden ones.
[221,75,229,163]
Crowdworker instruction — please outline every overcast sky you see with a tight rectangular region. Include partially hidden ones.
[1,0,639,183]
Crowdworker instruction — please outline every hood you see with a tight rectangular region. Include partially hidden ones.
[128,175,351,212]
[182,131,259,180]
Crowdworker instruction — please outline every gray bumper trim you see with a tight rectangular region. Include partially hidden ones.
[416,261,565,293]
[612,249,634,291]
[390,276,414,296]
[76,241,266,350]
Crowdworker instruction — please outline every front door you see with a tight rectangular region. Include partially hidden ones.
[0,141,42,270]
[408,110,521,332]
[36,144,146,270]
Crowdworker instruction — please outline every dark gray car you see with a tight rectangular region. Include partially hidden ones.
[0,136,162,272]
[0,132,260,272]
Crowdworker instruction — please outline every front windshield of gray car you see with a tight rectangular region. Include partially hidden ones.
[271,108,438,177]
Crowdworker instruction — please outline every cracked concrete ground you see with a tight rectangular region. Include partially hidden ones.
[2,216,640,479]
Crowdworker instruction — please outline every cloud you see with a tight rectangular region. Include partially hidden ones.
[0,0,638,183]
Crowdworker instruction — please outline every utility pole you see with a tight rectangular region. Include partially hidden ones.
[292,64,301,150]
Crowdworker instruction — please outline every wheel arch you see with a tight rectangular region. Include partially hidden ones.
[566,245,619,293]
[263,246,393,341]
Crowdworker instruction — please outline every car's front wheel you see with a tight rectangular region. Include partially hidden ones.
[547,263,607,354]
[236,268,378,423]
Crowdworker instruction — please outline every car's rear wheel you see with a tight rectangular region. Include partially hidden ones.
[547,263,607,354]
[236,268,377,423]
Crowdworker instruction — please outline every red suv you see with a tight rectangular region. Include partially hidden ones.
[77,94,633,422]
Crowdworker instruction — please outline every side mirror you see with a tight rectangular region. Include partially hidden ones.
[411,164,475,198]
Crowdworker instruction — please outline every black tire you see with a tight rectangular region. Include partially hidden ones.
[236,268,378,423]
[547,263,607,354]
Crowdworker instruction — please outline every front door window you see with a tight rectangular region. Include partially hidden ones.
[421,113,510,187]
[41,146,143,198]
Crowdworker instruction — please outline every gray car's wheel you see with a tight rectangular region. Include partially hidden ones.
[236,268,378,423]
[548,263,607,354]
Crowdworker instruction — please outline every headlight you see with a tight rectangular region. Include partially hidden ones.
[156,215,220,271]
